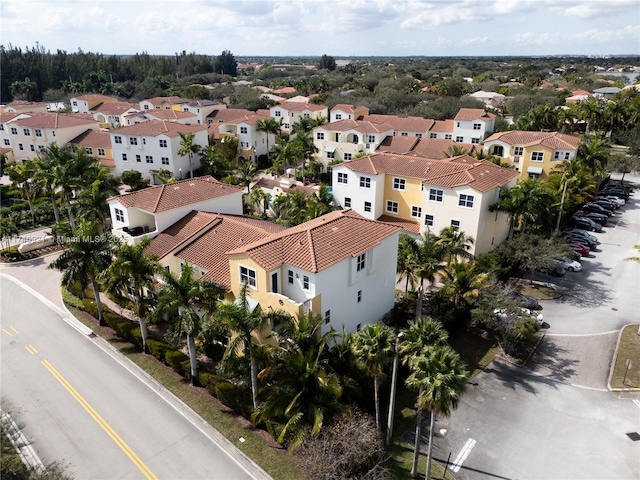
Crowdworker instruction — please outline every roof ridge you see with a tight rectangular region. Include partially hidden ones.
[172,213,222,256]
[306,229,318,273]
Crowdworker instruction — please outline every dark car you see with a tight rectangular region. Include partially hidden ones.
[568,236,597,250]
[591,200,616,211]
[578,212,608,226]
[600,187,630,199]
[583,203,613,216]
[506,292,542,310]
[571,216,603,232]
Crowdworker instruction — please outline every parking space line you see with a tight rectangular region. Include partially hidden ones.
[632,399,640,410]
[451,437,476,473]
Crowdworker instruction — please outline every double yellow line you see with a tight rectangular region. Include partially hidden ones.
[41,359,158,480]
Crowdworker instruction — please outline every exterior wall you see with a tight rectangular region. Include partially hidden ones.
[382,175,423,222]
[237,122,272,160]
[313,127,392,169]
[453,118,494,145]
[71,98,89,113]
[331,165,383,220]
[484,140,577,180]
[473,181,516,254]
[6,123,100,163]
[269,105,329,130]
[519,144,557,179]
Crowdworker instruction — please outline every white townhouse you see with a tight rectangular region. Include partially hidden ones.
[139,96,186,111]
[0,112,100,162]
[331,152,519,255]
[330,104,370,122]
[269,102,328,132]
[312,119,394,169]
[110,120,209,180]
[174,99,226,124]
[91,102,139,129]
[3,101,49,114]
[363,114,435,139]
[70,94,118,113]
[107,175,243,245]
[208,109,274,162]
[144,109,198,124]
[450,108,496,145]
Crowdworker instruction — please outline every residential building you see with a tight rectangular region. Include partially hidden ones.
[269,102,328,132]
[3,101,49,114]
[451,108,496,144]
[468,90,506,107]
[208,109,273,161]
[331,152,519,255]
[330,104,370,122]
[376,136,474,158]
[139,96,186,111]
[91,102,138,129]
[593,87,622,100]
[174,99,224,124]
[0,112,100,162]
[70,94,119,113]
[110,120,209,180]
[565,89,593,104]
[483,130,581,179]
[144,109,198,124]
[427,119,455,140]
[107,175,243,245]
[363,114,435,138]
[69,129,114,168]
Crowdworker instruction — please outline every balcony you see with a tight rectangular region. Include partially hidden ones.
[111,225,157,245]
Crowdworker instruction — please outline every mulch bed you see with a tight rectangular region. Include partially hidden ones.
[0,244,64,262]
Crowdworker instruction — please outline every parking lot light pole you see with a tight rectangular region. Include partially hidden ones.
[386,331,404,446]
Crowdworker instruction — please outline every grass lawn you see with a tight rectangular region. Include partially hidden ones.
[610,324,640,389]
[68,306,301,480]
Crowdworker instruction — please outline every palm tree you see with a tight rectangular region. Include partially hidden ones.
[397,234,420,293]
[178,131,202,179]
[438,226,475,265]
[200,144,232,179]
[293,131,319,184]
[624,244,640,264]
[271,137,299,177]
[577,134,610,178]
[256,117,282,161]
[153,262,225,385]
[445,145,470,158]
[249,188,269,216]
[406,347,469,480]
[76,167,120,229]
[410,231,447,320]
[100,238,161,353]
[350,323,395,433]
[235,158,259,194]
[398,318,449,477]
[439,261,489,309]
[32,154,61,224]
[7,159,38,226]
[48,219,112,326]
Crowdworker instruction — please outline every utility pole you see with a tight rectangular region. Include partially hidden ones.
[555,175,569,231]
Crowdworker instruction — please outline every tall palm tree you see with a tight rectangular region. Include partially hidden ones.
[293,131,319,184]
[153,262,225,385]
[397,234,420,293]
[177,131,202,179]
[48,219,112,326]
[398,318,449,477]
[439,261,489,309]
[249,188,269,216]
[256,117,282,161]
[7,159,38,226]
[235,158,259,194]
[410,230,447,320]
[32,154,61,224]
[406,347,469,480]
[100,238,161,353]
[200,144,232,179]
[76,167,120,229]
[438,226,475,265]
[577,134,609,178]
[271,137,300,177]
[350,323,395,433]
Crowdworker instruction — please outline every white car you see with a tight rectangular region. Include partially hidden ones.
[597,195,625,206]
[494,307,544,326]
[554,257,582,272]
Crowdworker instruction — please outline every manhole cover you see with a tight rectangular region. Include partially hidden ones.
[626,432,640,441]
[611,307,619,311]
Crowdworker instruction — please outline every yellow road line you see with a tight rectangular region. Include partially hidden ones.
[2,328,13,337]
[41,359,158,480]
[10,326,19,334]
[25,344,37,355]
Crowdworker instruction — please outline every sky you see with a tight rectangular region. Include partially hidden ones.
[1,0,639,57]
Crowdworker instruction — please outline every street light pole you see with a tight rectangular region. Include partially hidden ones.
[386,332,404,446]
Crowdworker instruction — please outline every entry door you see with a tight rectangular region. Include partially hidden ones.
[271,272,278,294]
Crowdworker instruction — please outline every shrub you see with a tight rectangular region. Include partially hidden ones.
[82,297,99,318]
[166,350,190,378]
[214,382,252,416]
[0,246,21,260]
[197,371,224,396]
[146,338,172,363]
[61,286,84,309]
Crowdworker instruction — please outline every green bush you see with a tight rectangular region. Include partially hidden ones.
[82,297,99,318]
[146,338,172,363]
[0,246,21,260]
[61,286,85,309]
[214,382,252,416]
[166,350,190,378]
[197,371,225,396]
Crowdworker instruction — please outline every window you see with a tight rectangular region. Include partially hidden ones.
[159,139,167,148]
[38,145,44,151]
[72,101,78,106]
[456,122,461,127]
[360,176,371,188]
[451,219,460,229]
[528,172,541,179]
[364,201,372,213]
[458,194,474,208]
[136,155,141,163]
[303,113,310,119]
[326,151,335,159]
[0,124,3,131]
[337,172,348,184]
[554,151,560,160]
[335,114,342,120]
[114,208,124,222]
[145,155,153,163]
[30,145,35,151]
[514,147,523,156]
[161,157,170,165]
[274,111,281,117]
[430,132,437,139]
[114,117,120,123]
[122,153,128,161]
[130,137,138,146]
[3,139,10,146]
[357,290,362,303]
[425,214,434,226]
[303,275,310,290]
[316,132,324,140]
[240,266,257,288]
[324,310,331,325]
[52,131,55,137]
[445,134,452,140]
[284,123,290,129]
[10,127,17,135]
[429,188,444,202]
[356,253,366,272]
[386,200,399,214]
[531,151,544,162]
[35,129,42,137]
[401,132,408,137]
[368,135,375,143]
[23,128,30,136]
[18,144,23,150]
[471,138,480,144]
[97,148,105,156]
[393,178,406,190]
[473,123,482,130]
[416,133,423,138]
[288,270,294,284]
[344,197,351,207]
[85,147,93,155]
[143,105,149,110]
[240,126,248,134]
[114,135,122,144]
[344,153,352,161]
[456,136,464,142]
[411,206,422,218]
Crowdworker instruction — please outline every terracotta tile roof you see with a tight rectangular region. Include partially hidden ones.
[340,152,518,193]
[146,210,219,259]
[318,119,394,134]
[429,119,454,133]
[74,94,118,102]
[412,139,475,159]
[110,176,242,212]
[91,102,137,115]
[376,136,421,154]
[145,109,197,120]
[174,214,287,288]
[332,104,356,113]
[12,113,98,129]
[571,89,592,96]
[376,215,420,235]
[228,210,400,273]
[208,108,258,122]
[272,87,297,95]
[69,129,112,148]
[111,119,207,138]
[0,112,27,123]
[278,102,327,112]
[5,101,47,110]
[142,96,185,106]
[364,114,435,133]
[454,108,496,121]
[484,131,581,150]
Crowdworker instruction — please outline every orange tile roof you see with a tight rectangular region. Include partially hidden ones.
[174,214,287,287]
[110,176,242,212]
[484,131,581,150]
[272,87,297,95]
[278,102,327,112]
[145,109,197,120]
[376,215,420,235]
[331,104,357,113]
[69,129,112,148]
[228,210,400,273]
[12,113,98,129]
[208,108,260,122]
[412,139,475,159]
[5,101,47,110]
[74,94,118,102]
[364,114,435,133]
[454,108,496,121]
[146,210,220,259]
[0,112,27,123]
[142,96,185,106]
[92,102,137,115]
[429,119,454,133]
[112,119,207,137]
[339,152,518,193]
[318,119,394,134]
[376,136,421,154]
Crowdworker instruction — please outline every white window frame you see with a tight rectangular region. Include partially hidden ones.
[114,208,124,222]
[425,214,434,226]
[316,132,324,140]
[240,126,248,134]
[23,128,30,136]
[451,219,461,229]
[288,270,294,285]
[429,188,444,202]
[122,153,128,161]
[386,200,399,214]
[473,123,482,130]
[240,265,257,289]
[360,176,371,188]
[130,137,138,146]
[411,206,422,218]
[97,148,105,156]
[114,135,122,144]
[85,147,93,155]
[456,136,464,143]
[159,139,167,148]
[145,155,153,164]
[531,151,544,162]
[326,151,335,159]
[35,129,42,137]
[364,201,372,213]
[392,177,406,191]
[303,275,310,290]
[337,172,348,184]
[356,253,366,272]
[458,194,474,208]
[344,197,351,208]
[368,135,375,143]
[161,157,170,165]
[344,153,352,161]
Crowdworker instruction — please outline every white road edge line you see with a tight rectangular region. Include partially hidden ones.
[451,437,476,473]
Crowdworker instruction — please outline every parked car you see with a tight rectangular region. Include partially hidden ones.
[596,195,624,207]
[583,203,613,216]
[505,292,542,310]
[571,216,603,232]
[569,242,590,256]
[600,187,630,199]
[553,257,582,272]
[565,234,598,250]
[577,211,608,226]
[538,263,566,277]
[591,199,617,211]
[494,307,544,326]
[563,228,599,244]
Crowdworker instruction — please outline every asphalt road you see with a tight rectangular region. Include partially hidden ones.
[1,275,264,480]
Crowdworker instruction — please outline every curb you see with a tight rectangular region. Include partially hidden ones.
[1,410,46,474]
[607,323,640,392]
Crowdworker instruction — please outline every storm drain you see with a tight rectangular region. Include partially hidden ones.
[626,432,640,441]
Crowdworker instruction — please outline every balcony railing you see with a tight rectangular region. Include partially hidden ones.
[111,226,157,245]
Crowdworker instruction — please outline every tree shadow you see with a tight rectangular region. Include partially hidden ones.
[553,274,612,308]
[525,337,580,384]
